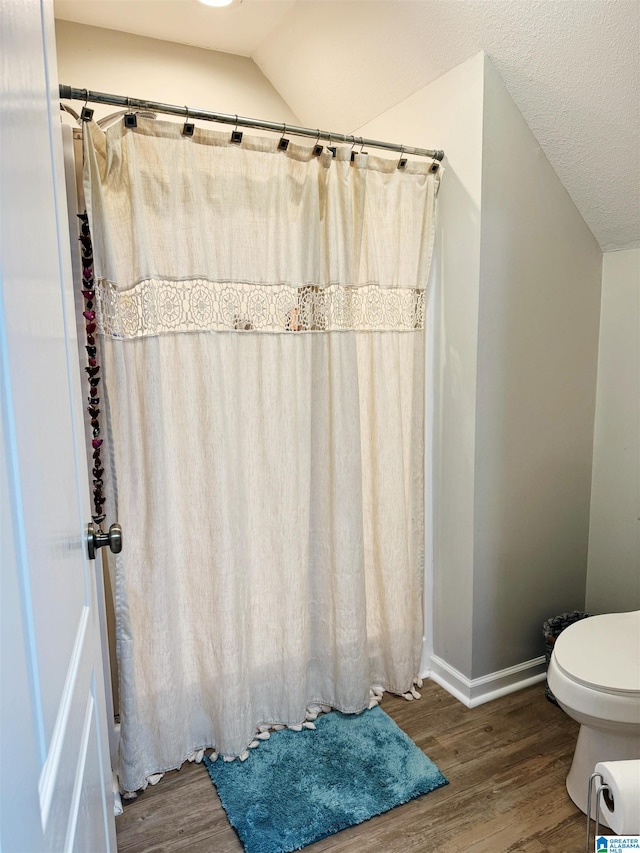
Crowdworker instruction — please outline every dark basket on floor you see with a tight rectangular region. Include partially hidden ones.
[543,611,591,705]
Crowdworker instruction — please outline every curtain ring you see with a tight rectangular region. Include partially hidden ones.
[80,89,94,122]
[124,96,137,128]
[231,115,243,143]
[182,105,195,137]
[278,123,289,151]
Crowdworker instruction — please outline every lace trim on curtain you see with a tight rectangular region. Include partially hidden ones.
[95,278,426,338]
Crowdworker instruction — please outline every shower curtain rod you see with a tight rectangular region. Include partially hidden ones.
[59,85,445,162]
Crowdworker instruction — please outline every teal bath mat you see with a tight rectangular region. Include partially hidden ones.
[203,705,448,853]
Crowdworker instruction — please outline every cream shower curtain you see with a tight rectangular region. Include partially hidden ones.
[83,117,439,793]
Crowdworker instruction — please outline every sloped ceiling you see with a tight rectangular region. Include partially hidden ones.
[55,0,640,251]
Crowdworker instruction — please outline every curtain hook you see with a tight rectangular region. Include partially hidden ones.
[313,129,323,157]
[80,88,94,123]
[124,96,137,128]
[182,105,195,137]
[278,122,289,151]
[328,133,336,159]
[359,137,367,154]
[397,144,407,170]
[350,136,357,163]
[231,114,243,144]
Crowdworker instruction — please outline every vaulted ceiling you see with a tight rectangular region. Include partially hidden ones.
[55,0,640,252]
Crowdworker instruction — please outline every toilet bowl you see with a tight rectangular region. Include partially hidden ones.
[547,609,640,821]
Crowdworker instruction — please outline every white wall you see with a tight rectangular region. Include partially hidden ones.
[356,53,485,677]
[358,53,603,690]
[586,248,640,614]
[55,20,299,126]
[472,56,602,677]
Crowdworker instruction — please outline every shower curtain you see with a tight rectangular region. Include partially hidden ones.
[82,117,439,792]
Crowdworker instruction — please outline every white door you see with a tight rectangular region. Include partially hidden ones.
[0,1,117,851]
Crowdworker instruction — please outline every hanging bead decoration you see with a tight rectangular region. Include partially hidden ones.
[78,212,106,526]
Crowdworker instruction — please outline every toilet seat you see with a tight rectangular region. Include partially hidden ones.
[547,610,640,821]
[553,610,640,697]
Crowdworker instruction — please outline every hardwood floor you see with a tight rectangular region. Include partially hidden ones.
[115,681,611,852]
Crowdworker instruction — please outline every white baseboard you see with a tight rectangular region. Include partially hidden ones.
[423,654,547,708]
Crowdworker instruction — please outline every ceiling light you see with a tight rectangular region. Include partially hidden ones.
[197,0,240,7]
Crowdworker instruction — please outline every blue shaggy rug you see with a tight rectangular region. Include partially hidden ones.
[203,705,448,853]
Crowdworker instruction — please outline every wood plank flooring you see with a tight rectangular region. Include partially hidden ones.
[116,682,612,852]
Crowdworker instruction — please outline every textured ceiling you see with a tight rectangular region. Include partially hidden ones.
[54,0,640,251]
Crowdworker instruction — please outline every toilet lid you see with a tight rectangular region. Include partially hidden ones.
[553,610,640,695]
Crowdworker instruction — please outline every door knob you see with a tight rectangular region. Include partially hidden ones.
[87,522,123,560]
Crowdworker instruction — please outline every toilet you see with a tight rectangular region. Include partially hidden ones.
[547,609,640,821]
